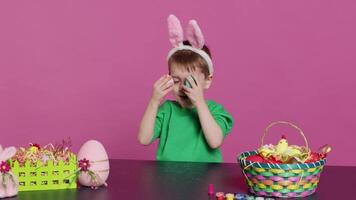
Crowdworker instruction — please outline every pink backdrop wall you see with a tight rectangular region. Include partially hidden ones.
[1,0,355,166]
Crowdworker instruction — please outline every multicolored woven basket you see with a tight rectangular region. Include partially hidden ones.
[238,121,326,198]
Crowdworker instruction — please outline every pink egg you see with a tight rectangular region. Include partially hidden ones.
[77,140,110,187]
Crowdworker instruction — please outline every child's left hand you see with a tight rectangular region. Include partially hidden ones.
[182,75,205,106]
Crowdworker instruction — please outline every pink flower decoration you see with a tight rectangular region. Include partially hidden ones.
[0,161,10,174]
[79,158,90,171]
[30,143,41,150]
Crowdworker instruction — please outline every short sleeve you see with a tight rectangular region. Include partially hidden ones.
[151,101,170,142]
[208,101,235,137]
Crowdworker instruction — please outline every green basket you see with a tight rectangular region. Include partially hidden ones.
[11,154,78,191]
[238,121,326,198]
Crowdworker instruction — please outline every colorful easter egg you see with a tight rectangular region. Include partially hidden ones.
[77,140,109,187]
[305,152,322,163]
[246,155,266,163]
[184,75,197,88]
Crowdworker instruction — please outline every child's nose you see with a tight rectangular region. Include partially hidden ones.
[178,82,184,90]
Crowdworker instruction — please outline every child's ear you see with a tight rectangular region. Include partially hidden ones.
[203,75,213,89]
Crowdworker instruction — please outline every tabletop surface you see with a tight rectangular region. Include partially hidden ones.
[7,159,356,200]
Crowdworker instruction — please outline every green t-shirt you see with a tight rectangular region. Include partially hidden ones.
[151,100,234,163]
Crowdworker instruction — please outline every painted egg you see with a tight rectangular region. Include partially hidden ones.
[77,140,110,187]
[305,152,322,163]
[246,155,266,163]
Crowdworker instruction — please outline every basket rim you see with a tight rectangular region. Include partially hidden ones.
[237,150,326,170]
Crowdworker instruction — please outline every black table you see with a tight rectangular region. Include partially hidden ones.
[8,159,355,200]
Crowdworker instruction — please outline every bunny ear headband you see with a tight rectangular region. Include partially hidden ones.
[167,14,214,75]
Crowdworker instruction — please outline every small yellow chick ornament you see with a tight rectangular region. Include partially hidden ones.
[259,135,309,164]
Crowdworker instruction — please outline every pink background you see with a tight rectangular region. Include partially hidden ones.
[1,0,355,166]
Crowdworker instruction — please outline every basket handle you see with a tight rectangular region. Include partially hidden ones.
[261,121,309,149]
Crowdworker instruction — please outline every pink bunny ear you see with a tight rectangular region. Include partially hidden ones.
[186,19,205,49]
[0,146,16,161]
[167,14,184,47]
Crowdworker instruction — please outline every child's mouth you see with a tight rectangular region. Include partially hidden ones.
[179,94,189,100]
[177,94,193,108]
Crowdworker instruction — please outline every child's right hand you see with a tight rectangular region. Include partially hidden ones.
[151,74,173,104]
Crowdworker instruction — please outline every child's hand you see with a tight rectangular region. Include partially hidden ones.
[182,75,205,106]
[151,74,173,104]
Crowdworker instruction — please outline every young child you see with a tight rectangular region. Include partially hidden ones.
[138,15,234,162]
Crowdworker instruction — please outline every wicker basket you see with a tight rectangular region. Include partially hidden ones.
[238,121,326,198]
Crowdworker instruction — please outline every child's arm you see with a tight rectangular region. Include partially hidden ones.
[195,102,224,149]
[183,76,224,149]
[138,75,173,145]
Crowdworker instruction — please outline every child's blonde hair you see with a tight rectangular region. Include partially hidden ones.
[168,41,212,79]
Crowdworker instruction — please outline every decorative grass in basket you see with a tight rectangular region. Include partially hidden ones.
[238,121,331,198]
[10,141,78,191]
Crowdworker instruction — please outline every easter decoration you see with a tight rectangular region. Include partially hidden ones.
[76,140,110,189]
[0,145,18,198]
[2,139,110,195]
[238,121,331,198]
[184,75,197,89]
[10,139,77,191]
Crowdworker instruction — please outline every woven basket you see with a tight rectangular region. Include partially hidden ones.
[238,121,326,198]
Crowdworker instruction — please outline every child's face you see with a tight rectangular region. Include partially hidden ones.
[169,66,212,108]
